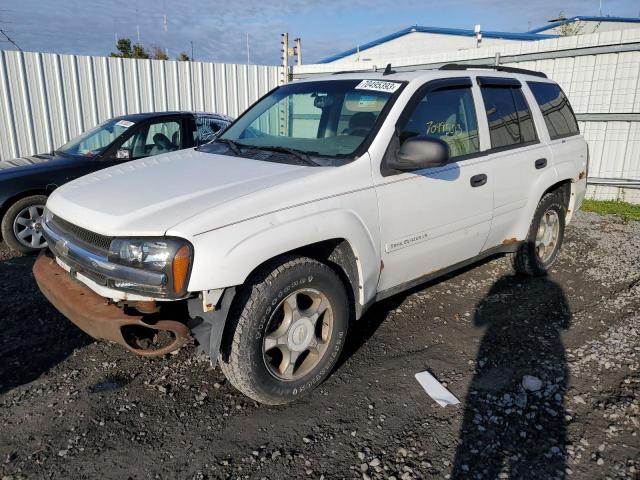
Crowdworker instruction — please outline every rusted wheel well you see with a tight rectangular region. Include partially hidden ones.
[243,239,361,321]
[542,180,571,211]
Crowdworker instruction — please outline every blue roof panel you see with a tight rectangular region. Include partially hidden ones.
[318,25,558,64]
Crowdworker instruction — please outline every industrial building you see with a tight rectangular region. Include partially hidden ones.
[318,16,640,65]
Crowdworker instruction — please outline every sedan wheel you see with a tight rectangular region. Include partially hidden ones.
[13,204,47,250]
[1,195,49,254]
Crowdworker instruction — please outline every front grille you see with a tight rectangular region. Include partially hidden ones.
[48,215,113,253]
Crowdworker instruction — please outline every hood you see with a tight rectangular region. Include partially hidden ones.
[47,148,320,237]
[0,153,85,177]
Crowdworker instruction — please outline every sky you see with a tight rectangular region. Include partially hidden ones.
[1,0,639,65]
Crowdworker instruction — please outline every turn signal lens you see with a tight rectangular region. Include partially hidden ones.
[172,245,191,294]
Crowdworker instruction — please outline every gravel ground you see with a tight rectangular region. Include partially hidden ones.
[0,211,638,480]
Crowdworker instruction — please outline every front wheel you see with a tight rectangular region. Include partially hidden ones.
[219,256,349,405]
[512,192,566,276]
[1,195,48,254]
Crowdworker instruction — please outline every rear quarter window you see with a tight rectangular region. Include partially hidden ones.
[527,82,579,140]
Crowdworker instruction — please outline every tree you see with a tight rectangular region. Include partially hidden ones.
[149,45,169,60]
[176,52,190,61]
[554,12,585,36]
[110,37,150,59]
[110,38,133,57]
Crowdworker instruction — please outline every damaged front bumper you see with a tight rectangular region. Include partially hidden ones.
[33,253,192,357]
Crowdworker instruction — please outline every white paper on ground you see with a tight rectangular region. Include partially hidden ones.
[415,371,460,407]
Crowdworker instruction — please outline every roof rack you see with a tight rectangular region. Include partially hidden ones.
[331,63,394,76]
[439,63,547,78]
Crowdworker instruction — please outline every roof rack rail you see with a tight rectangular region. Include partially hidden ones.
[331,64,390,75]
[439,63,547,78]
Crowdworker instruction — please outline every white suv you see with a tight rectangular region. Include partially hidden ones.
[34,64,588,404]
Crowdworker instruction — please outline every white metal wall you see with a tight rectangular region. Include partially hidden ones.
[0,50,282,161]
[294,29,640,203]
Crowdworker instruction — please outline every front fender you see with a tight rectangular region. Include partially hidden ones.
[182,192,381,306]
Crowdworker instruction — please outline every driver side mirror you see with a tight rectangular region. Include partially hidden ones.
[387,136,449,171]
[115,148,131,160]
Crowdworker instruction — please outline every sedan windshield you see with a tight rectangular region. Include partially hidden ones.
[218,79,402,159]
[57,118,136,158]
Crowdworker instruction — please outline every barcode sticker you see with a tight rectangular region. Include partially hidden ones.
[355,80,401,93]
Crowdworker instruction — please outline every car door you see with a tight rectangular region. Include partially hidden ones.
[526,81,585,180]
[374,77,493,293]
[476,77,553,248]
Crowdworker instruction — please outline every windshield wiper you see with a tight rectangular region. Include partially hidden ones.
[255,146,321,166]
[215,138,243,156]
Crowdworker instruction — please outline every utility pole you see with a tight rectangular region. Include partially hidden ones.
[280,32,289,84]
[294,37,302,66]
[190,40,194,61]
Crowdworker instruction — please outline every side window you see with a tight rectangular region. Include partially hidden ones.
[193,116,228,145]
[398,87,480,158]
[480,85,537,149]
[527,82,579,140]
[121,120,182,159]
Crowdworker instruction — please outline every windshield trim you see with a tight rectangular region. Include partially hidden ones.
[218,79,409,164]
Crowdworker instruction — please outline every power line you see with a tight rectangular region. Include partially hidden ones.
[0,29,21,51]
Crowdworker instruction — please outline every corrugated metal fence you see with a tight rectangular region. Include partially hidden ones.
[293,29,640,203]
[0,50,282,161]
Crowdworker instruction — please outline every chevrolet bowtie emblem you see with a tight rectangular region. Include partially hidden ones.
[56,239,69,256]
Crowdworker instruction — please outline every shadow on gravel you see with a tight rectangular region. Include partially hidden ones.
[337,256,500,371]
[452,275,570,479]
[0,254,91,395]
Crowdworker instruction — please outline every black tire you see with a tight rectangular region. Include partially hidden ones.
[1,195,48,254]
[219,255,349,405]
[512,192,566,276]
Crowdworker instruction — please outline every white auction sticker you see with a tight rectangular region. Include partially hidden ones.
[355,79,401,93]
[116,120,135,128]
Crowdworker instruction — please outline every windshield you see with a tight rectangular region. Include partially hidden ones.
[219,79,402,158]
[57,118,136,158]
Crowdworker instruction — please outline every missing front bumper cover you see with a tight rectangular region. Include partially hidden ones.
[33,253,191,357]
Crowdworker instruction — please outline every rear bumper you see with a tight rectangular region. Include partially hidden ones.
[33,253,191,357]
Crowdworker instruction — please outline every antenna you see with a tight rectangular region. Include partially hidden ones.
[135,0,141,43]
[0,29,21,51]
[246,33,250,65]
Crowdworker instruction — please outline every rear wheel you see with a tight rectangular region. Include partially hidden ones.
[512,192,566,276]
[219,256,349,405]
[1,195,48,254]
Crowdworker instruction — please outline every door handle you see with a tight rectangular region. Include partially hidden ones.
[470,174,487,187]
[535,158,547,169]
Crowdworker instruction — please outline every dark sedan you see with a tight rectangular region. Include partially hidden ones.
[0,111,231,253]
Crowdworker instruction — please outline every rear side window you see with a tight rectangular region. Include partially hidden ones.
[480,85,537,149]
[528,82,579,140]
[398,87,480,158]
[194,115,228,145]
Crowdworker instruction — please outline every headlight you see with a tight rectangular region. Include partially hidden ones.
[108,238,193,296]
[43,206,53,223]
